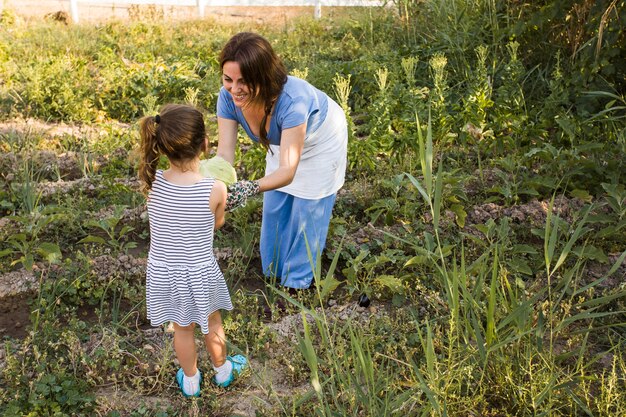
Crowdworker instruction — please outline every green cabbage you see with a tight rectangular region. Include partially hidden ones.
[199,156,237,186]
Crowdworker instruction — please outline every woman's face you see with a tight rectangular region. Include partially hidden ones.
[222,61,251,109]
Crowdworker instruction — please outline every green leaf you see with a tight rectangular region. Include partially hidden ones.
[596,218,626,238]
[475,224,490,236]
[318,275,342,300]
[512,244,539,255]
[555,115,576,139]
[296,312,321,395]
[23,254,34,271]
[572,245,608,263]
[119,225,135,236]
[8,233,27,243]
[508,258,533,275]
[570,189,592,202]
[518,187,540,197]
[437,244,454,258]
[580,289,626,309]
[392,293,405,306]
[374,274,403,293]
[79,235,106,245]
[553,206,592,272]
[486,247,498,346]
[450,203,467,228]
[586,214,615,224]
[37,242,62,264]
[432,165,443,229]
[124,241,138,250]
[556,310,625,331]
[405,255,429,267]
[405,173,430,206]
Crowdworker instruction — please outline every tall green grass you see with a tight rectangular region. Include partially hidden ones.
[285,112,626,416]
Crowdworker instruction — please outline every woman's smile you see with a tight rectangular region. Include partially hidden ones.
[222,61,250,108]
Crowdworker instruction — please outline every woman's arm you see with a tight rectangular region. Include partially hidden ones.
[216,117,239,165]
[257,123,306,192]
[209,179,227,229]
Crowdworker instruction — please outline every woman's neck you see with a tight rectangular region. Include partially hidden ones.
[242,100,266,117]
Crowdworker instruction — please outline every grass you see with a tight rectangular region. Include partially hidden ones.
[0,2,625,416]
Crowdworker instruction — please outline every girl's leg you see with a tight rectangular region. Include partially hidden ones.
[204,311,226,367]
[204,310,248,387]
[173,323,198,377]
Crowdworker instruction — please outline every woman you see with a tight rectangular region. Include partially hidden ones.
[216,32,348,290]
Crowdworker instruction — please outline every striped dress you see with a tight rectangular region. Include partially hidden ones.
[146,170,232,334]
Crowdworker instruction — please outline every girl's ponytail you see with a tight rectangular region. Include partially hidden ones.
[139,115,160,194]
[137,104,206,194]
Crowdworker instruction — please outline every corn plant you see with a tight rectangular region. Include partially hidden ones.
[429,53,451,141]
[367,67,393,157]
[334,73,372,172]
[460,45,493,151]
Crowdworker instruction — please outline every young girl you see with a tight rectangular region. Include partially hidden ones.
[139,104,247,396]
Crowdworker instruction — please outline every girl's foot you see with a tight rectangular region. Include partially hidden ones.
[176,368,202,397]
[212,354,248,388]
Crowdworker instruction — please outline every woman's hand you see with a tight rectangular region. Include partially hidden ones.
[226,180,261,211]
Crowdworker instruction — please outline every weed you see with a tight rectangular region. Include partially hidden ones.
[0,207,64,270]
[79,205,138,254]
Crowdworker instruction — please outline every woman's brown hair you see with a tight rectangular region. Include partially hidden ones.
[219,32,288,152]
[138,104,206,193]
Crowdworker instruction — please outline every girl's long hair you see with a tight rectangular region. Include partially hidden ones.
[138,104,206,193]
[219,32,288,152]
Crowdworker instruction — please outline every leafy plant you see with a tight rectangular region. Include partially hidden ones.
[9,157,43,215]
[0,207,64,270]
[79,205,137,253]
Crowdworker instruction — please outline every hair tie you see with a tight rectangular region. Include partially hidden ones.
[155,114,161,124]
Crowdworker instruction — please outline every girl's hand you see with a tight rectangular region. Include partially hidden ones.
[226,180,260,211]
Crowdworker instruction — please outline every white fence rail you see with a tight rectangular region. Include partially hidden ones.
[67,0,386,22]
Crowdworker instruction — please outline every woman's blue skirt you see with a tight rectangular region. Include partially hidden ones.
[260,190,337,289]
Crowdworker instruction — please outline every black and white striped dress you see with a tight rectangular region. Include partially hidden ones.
[146,170,232,334]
